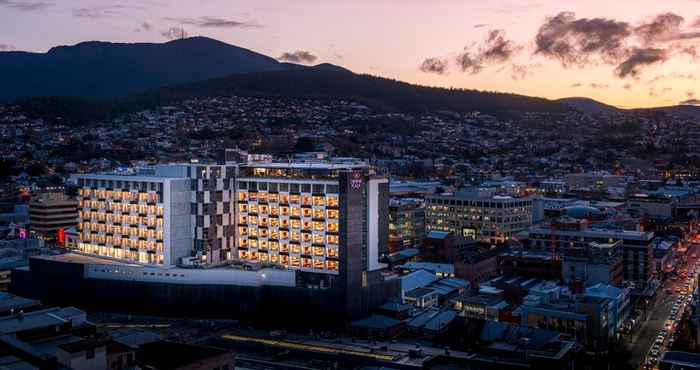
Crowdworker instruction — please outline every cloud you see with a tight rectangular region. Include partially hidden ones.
[569,83,582,88]
[534,11,700,80]
[510,64,529,80]
[175,16,263,28]
[278,50,317,63]
[589,83,609,89]
[0,43,15,50]
[419,57,448,74]
[0,0,51,12]
[687,91,695,98]
[71,6,126,19]
[160,27,188,40]
[680,98,700,105]
[134,22,152,32]
[614,47,668,78]
[623,83,632,90]
[473,24,488,28]
[635,12,684,44]
[534,11,631,67]
[455,29,520,74]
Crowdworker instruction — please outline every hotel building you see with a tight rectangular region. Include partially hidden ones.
[12,151,399,329]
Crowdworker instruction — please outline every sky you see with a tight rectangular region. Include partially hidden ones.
[1,0,700,109]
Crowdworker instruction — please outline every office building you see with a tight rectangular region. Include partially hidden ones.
[28,192,78,243]
[425,190,532,246]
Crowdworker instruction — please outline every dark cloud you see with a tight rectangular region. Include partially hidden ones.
[0,43,15,51]
[0,0,51,12]
[569,83,582,87]
[614,47,668,78]
[455,29,519,74]
[623,83,632,90]
[680,98,700,105]
[635,12,684,44]
[687,91,695,98]
[278,50,317,63]
[510,64,529,80]
[589,83,609,89]
[534,11,631,67]
[160,27,188,40]
[419,57,448,74]
[176,16,262,28]
[692,16,700,28]
[134,22,152,32]
[473,24,488,28]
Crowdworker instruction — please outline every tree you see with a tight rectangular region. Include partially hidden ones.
[294,137,315,152]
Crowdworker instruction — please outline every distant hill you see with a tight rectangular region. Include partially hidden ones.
[557,97,621,115]
[13,68,576,126]
[558,97,700,117]
[0,36,347,103]
[640,105,700,118]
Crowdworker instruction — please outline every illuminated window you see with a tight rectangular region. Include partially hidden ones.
[313,196,325,206]
[313,209,324,218]
[327,261,338,270]
[291,232,300,242]
[301,258,312,268]
[238,192,248,201]
[327,222,338,232]
[239,204,248,213]
[313,234,324,244]
[301,195,311,205]
[280,243,289,253]
[327,248,338,258]
[313,221,324,231]
[291,244,300,254]
[313,247,325,257]
[327,235,338,245]
[269,241,279,251]
[313,259,324,269]
[302,246,312,255]
[291,256,300,266]
[249,204,258,214]
[302,208,312,217]
[290,195,300,204]
[291,219,301,229]
[326,209,338,219]
[327,197,339,207]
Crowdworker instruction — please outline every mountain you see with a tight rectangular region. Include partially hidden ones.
[14,68,576,126]
[0,36,346,103]
[640,105,700,118]
[557,97,622,115]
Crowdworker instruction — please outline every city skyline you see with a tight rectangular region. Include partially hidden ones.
[1,0,700,109]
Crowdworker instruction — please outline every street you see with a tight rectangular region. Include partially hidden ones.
[627,241,699,370]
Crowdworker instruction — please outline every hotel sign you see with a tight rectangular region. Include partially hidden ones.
[350,172,363,189]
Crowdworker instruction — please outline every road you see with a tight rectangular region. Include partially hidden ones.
[627,241,699,370]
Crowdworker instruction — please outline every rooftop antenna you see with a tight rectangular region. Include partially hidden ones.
[181,28,185,39]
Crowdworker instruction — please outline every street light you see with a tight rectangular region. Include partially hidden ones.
[644,298,649,321]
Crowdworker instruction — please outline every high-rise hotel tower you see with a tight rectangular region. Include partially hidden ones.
[11,150,399,329]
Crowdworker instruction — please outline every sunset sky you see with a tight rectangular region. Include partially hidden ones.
[1,0,700,109]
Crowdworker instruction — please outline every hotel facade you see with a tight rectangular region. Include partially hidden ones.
[12,151,399,329]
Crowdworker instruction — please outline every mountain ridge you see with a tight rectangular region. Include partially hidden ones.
[0,36,346,103]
